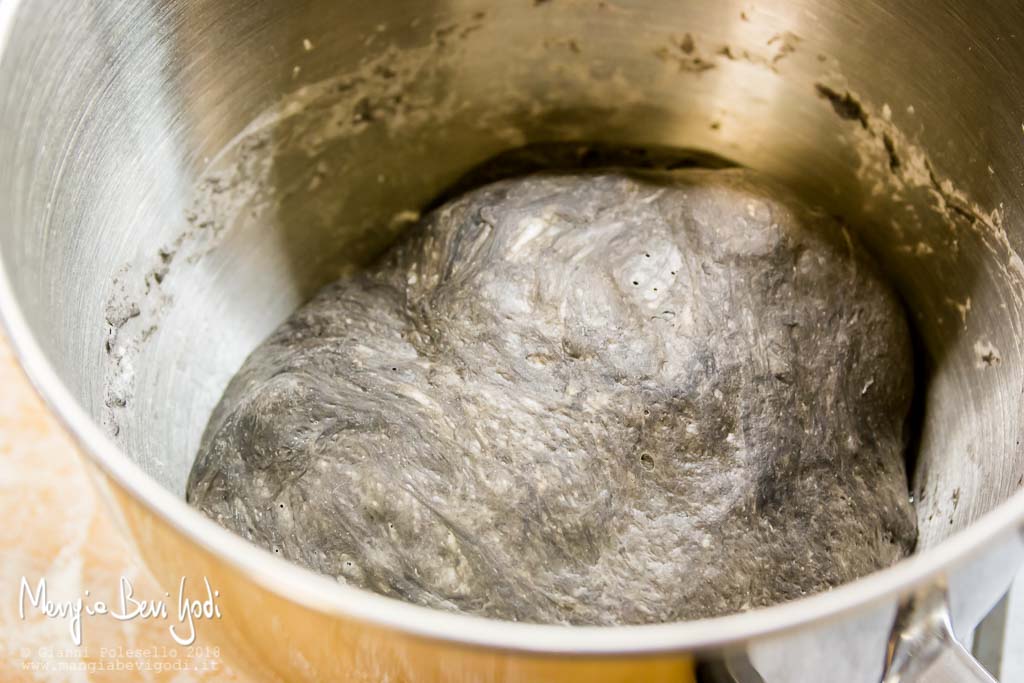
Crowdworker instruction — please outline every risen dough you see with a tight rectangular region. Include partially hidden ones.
[187,168,916,624]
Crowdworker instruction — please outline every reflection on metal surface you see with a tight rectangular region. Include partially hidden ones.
[972,591,1010,680]
[885,584,997,683]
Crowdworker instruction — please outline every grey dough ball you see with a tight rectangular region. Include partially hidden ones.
[187,167,916,624]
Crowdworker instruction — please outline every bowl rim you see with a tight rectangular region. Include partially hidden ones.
[1,0,1023,657]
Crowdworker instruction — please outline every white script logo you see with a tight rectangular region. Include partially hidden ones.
[18,575,222,646]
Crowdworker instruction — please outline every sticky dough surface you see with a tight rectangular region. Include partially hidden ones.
[187,168,916,624]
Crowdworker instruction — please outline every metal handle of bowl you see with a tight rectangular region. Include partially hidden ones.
[883,584,997,683]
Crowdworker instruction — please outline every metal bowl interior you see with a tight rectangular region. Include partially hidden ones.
[2,0,1024,680]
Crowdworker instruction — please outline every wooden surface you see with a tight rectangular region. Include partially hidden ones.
[0,332,240,682]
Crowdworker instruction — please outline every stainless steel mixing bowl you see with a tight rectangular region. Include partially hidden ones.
[1,1,1023,681]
